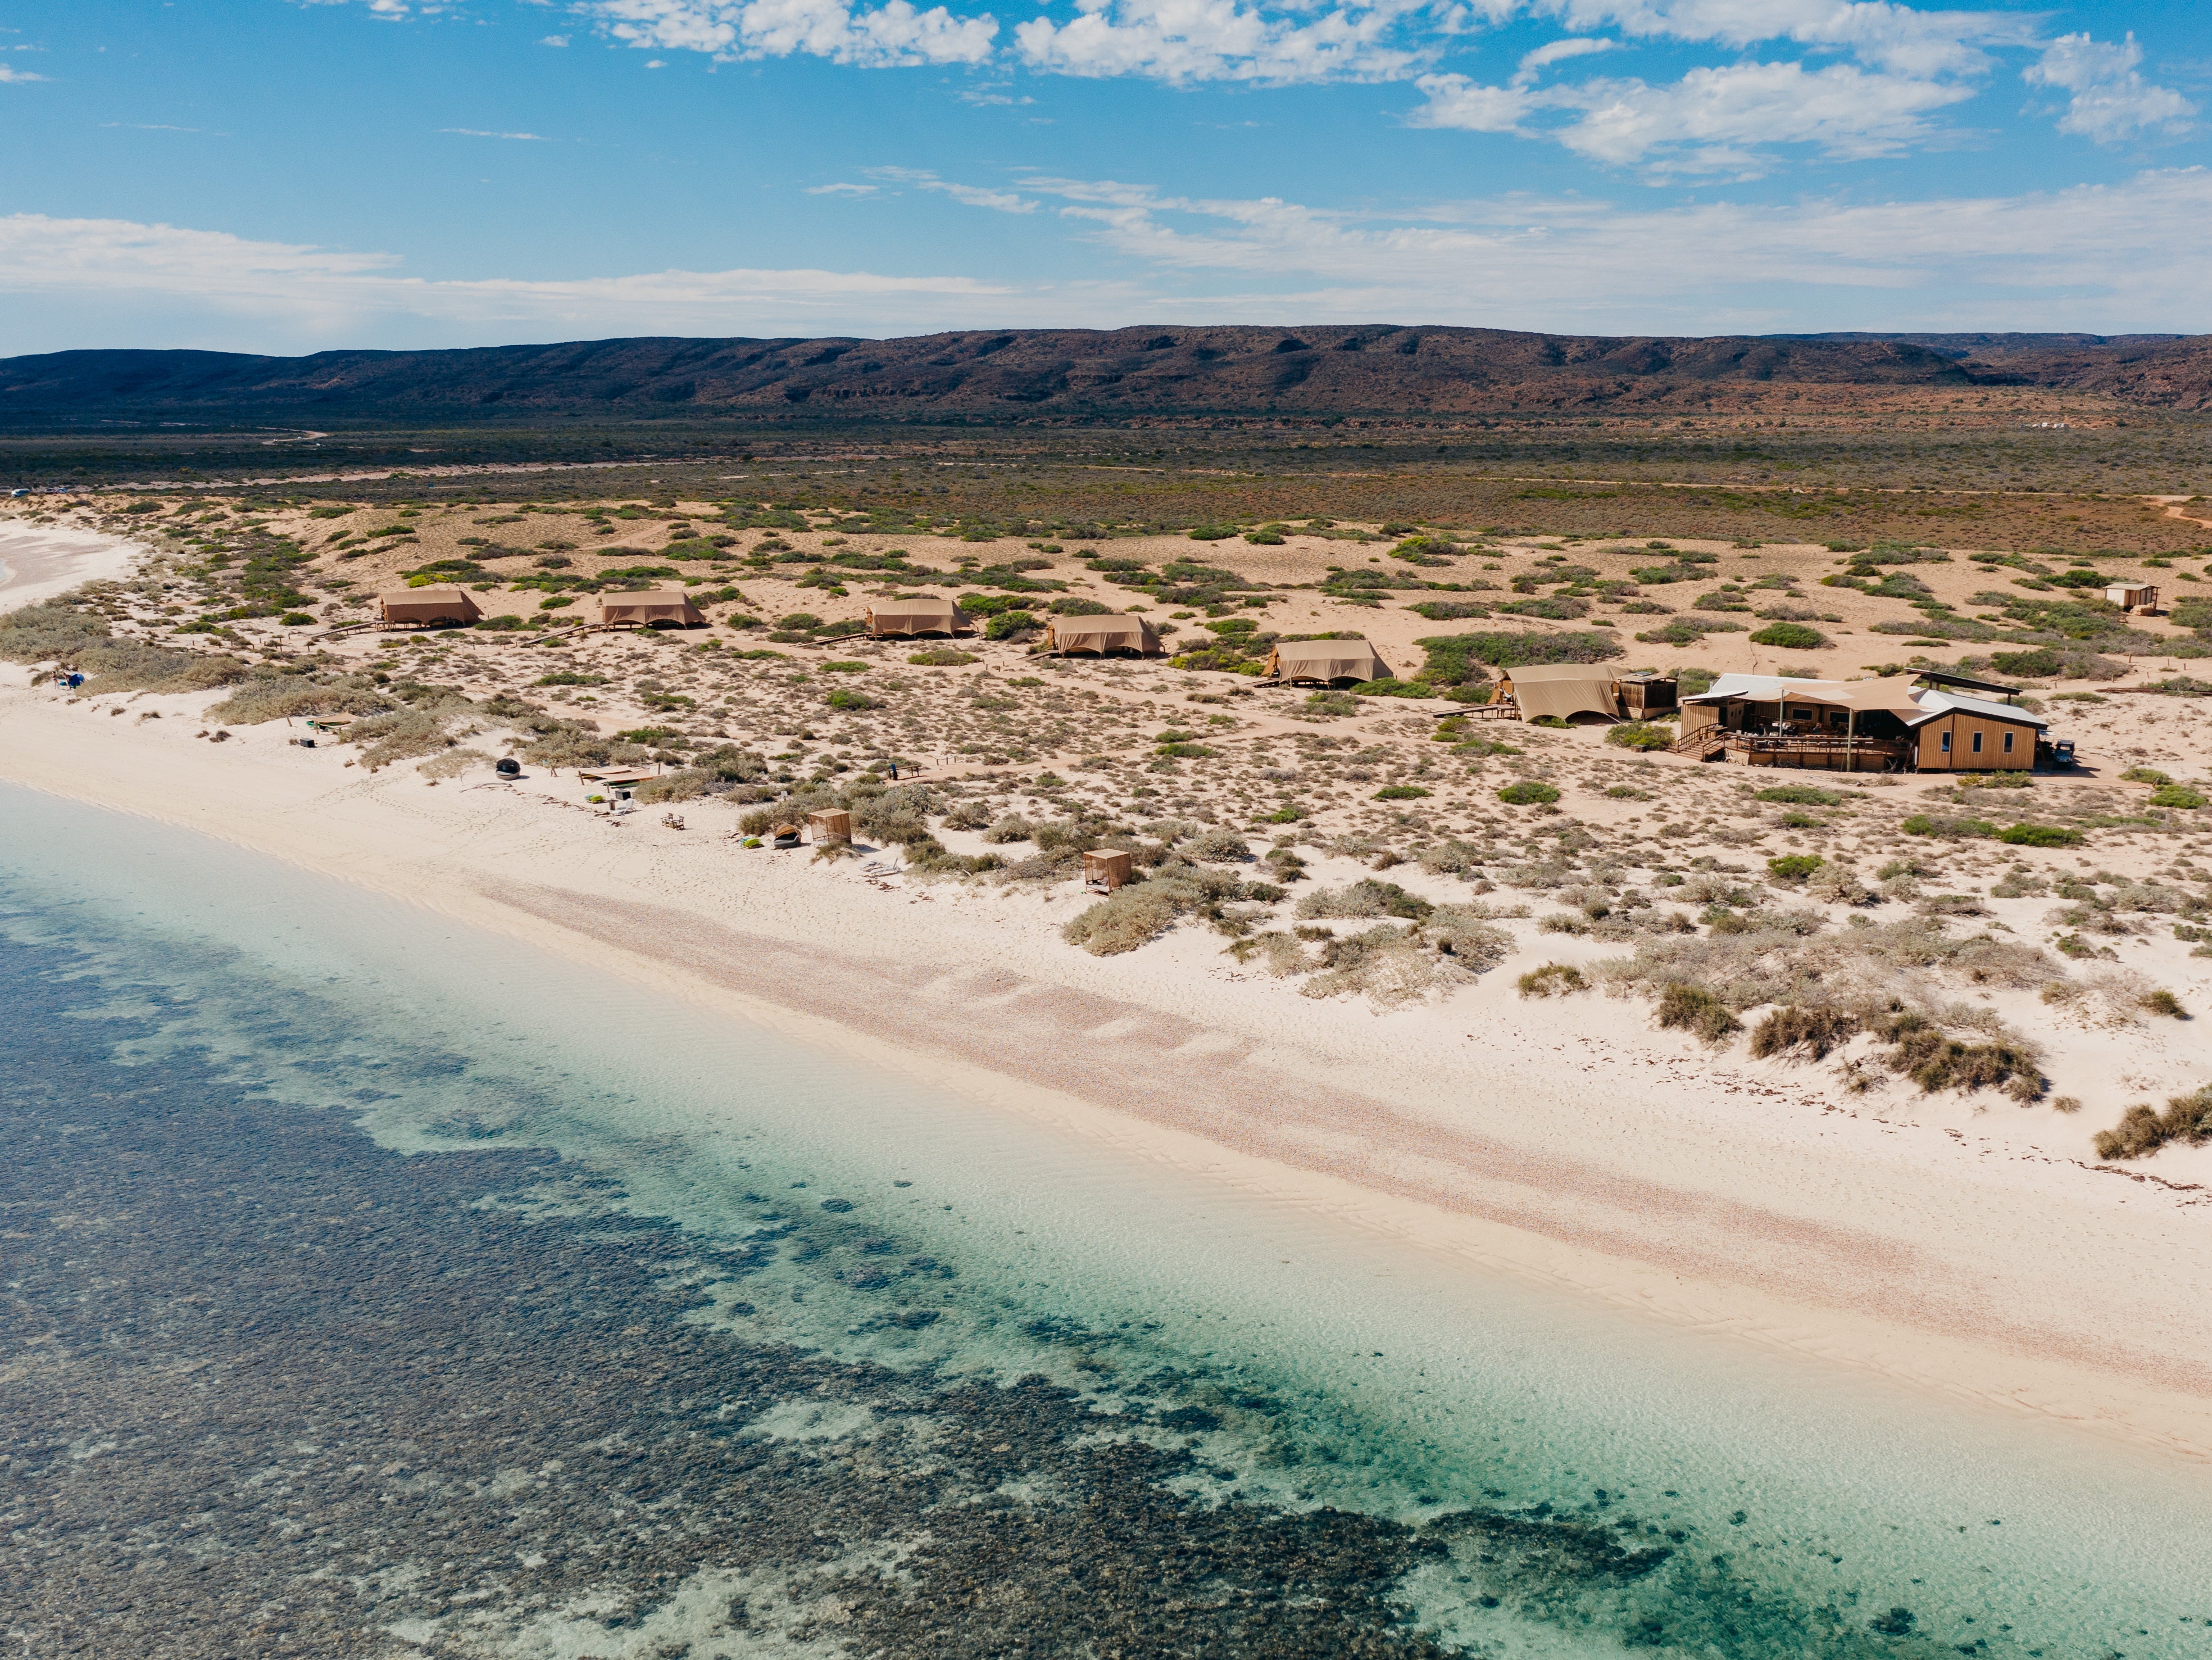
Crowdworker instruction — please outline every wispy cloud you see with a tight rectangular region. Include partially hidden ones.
[806,181,880,194]
[867,166,1038,212]
[540,33,572,46]
[0,64,47,83]
[439,127,555,140]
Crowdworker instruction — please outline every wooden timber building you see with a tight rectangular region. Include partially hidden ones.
[1677,672,2049,773]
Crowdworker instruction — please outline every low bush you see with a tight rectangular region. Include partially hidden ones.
[1297,879,1434,922]
[1656,983,1743,1044]
[1497,780,1560,807]
[909,648,978,665]
[1374,783,1432,800]
[2141,988,2189,1019]
[825,687,880,710]
[1748,621,1831,649]
[1879,1012,2040,1098]
[1766,854,1824,882]
[1749,1005,1857,1060]
[1605,722,1673,751]
[1756,784,1840,806]
[1997,823,2082,847]
[1516,962,1587,998]
[2093,1086,2212,1160]
[1902,813,1998,840]
[2149,784,2206,809]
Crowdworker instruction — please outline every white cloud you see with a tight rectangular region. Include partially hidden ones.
[440,128,554,140]
[1511,35,1610,86]
[540,33,572,45]
[0,64,47,83]
[0,213,1023,351]
[2025,32,2193,144]
[805,181,879,193]
[868,166,1038,212]
[1416,58,1973,173]
[10,175,2212,351]
[1012,0,1430,84]
[1533,0,2035,77]
[578,0,998,66]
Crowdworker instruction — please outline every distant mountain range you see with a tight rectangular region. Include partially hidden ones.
[6,326,2210,425]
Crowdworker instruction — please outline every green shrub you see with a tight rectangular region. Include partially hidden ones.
[1996,823,2082,847]
[1749,1005,1856,1060]
[909,648,978,665]
[1605,722,1673,751]
[1516,963,1588,998]
[2093,1086,2212,1159]
[1187,526,1234,541]
[1748,622,1830,649]
[2141,988,2189,1019]
[1496,780,1560,806]
[1878,1012,2040,1097]
[1374,784,1431,800]
[1766,854,1824,882]
[1656,983,1742,1044]
[1296,879,1434,922]
[821,660,868,673]
[825,687,879,710]
[1756,784,1840,805]
[2149,784,2206,809]
[1902,813,1997,839]
[2119,766,2172,784]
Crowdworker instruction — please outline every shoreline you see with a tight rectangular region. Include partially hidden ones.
[7,671,2212,1472]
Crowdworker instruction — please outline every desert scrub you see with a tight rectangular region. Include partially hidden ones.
[1748,1005,1857,1060]
[351,707,467,772]
[908,648,978,666]
[202,672,392,725]
[2092,1086,2212,1160]
[1604,722,1674,752]
[1296,911,1510,1006]
[1297,880,1434,922]
[2141,988,2190,1019]
[1655,983,1742,1044]
[1997,823,2083,847]
[1497,780,1560,807]
[1183,828,1252,863]
[1598,914,2056,1018]
[417,747,491,781]
[1877,1012,2042,1099]
[1766,854,1824,883]
[1756,784,1840,806]
[1061,862,1278,956]
[1518,962,1588,997]
[633,747,770,804]
[0,598,247,693]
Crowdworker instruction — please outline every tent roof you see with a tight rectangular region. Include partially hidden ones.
[1505,663,1618,684]
[869,596,962,616]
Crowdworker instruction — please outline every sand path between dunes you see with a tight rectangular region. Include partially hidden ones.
[4,679,2211,1471]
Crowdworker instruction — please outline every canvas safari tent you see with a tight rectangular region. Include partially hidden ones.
[598,589,705,627]
[378,586,482,627]
[867,597,969,637]
[1265,637,1388,684]
[1044,613,1164,656]
[1493,663,1624,722]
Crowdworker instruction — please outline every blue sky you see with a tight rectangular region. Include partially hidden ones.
[1,0,2206,351]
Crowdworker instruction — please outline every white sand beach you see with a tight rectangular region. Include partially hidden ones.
[6,663,2210,1476]
[0,521,146,613]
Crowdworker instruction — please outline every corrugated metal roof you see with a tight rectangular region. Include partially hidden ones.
[1911,688,2048,728]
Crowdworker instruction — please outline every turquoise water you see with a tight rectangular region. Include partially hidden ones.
[4,779,2209,1658]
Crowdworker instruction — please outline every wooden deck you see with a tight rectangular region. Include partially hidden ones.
[1674,728,1910,770]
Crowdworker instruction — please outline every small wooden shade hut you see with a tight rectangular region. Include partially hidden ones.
[771,822,802,848]
[1083,850,1133,893]
[809,809,852,845]
[378,586,482,626]
[2105,582,2158,613]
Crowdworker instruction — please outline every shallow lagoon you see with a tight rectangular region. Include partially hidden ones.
[4,781,2208,1658]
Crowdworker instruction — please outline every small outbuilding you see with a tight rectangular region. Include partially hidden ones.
[867,597,970,637]
[598,589,705,628]
[1044,613,1164,656]
[378,586,482,627]
[1083,849,1133,893]
[808,809,852,846]
[2104,582,2159,614]
[1264,637,1389,685]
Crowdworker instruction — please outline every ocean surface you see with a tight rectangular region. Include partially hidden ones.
[3,779,2209,1659]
